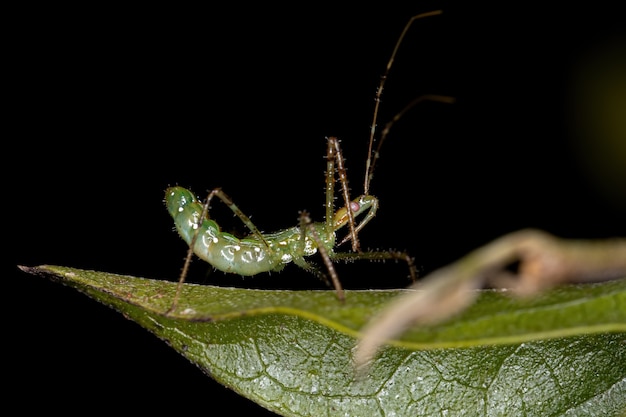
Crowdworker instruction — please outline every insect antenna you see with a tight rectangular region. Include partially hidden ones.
[363,10,454,195]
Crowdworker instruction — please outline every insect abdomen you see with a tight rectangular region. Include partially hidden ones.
[165,187,281,275]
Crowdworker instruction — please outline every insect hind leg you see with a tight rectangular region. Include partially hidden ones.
[205,188,270,248]
[168,188,272,314]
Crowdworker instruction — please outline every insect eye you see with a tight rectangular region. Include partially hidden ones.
[350,201,360,212]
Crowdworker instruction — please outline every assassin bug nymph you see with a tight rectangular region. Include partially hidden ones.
[165,10,454,311]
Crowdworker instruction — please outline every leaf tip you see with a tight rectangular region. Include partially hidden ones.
[18,265,39,275]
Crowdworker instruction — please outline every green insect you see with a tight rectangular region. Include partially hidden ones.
[165,10,453,310]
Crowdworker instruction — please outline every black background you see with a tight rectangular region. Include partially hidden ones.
[9,2,625,415]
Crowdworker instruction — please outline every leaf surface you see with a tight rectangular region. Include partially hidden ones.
[21,265,626,416]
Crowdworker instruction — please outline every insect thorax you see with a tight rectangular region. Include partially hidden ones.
[262,223,336,264]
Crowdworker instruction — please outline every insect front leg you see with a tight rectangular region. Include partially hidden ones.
[327,137,363,253]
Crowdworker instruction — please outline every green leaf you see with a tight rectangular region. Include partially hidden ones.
[21,265,626,416]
